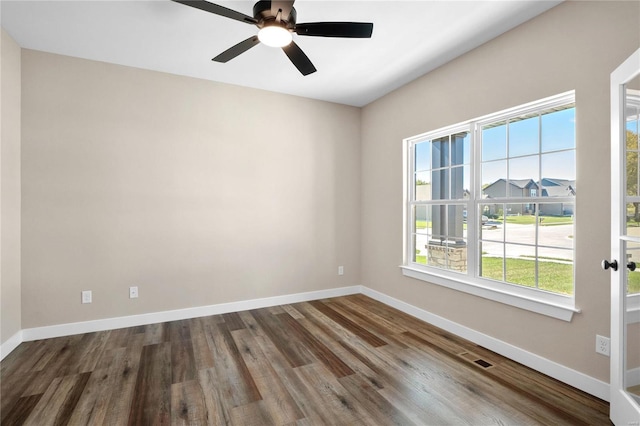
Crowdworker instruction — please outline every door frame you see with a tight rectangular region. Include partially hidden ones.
[610,47,640,425]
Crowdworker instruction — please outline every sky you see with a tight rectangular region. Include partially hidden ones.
[414,107,577,194]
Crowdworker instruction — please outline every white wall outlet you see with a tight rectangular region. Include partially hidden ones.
[81,290,92,304]
[338,266,344,276]
[596,335,610,356]
[129,286,139,299]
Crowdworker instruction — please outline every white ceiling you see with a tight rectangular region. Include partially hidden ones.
[1,0,561,107]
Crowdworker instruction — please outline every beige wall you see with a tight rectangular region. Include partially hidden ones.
[361,1,640,383]
[21,51,361,328]
[9,0,640,387]
[1,29,22,344]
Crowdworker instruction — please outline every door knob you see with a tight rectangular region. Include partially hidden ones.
[628,262,637,271]
[602,259,618,271]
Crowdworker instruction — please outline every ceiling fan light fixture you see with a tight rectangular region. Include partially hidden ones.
[258,25,292,47]
[173,0,373,76]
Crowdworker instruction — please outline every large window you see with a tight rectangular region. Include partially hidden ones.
[404,92,576,320]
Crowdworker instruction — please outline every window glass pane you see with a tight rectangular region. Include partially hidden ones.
[541,107,575,153]
[505,244,536,288]
[627,202,640,237]
[626,118,638,150]
[451,132,470,166]
[541,151,575,193]
[538,245,573,262]
[451,166,468,200]
[463,134,471,165]
[432,136,449,169]
[480,241,503,281]
[505,206,536,245]
[429,204,447,242]
[423,204,467,272]
[431,168,450,200]
[411,234,419,263]
[414,234,428,265]
[414,205,429,235]
[479,204,503,241]
[482,160,507,198]
[508,155,539,194]
[538,204,574,249]
[628,243,640,295]
[415,171,431,201]
[445,205,467,273]
[463,165,470,199]
[448,204,466,243]
[445,242,467,273]
[509,115,539,157]
[482,122,507,161]
[429,204,463,244]
[627,150,639,197]
[537,249,573,295]
[415,142,431,172]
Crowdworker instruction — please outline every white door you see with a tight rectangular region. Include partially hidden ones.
[609,47,640,425]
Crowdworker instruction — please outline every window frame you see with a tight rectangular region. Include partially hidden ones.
[402,91,579,321]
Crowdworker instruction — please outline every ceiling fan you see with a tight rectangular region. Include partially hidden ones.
[172,0,374,76]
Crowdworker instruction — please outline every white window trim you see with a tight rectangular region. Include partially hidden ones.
[402,91,578,322]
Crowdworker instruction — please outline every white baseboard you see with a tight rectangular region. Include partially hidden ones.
[1,330,23,361]
[627,366,640,388]
[21,285,362,342]
[2,284,610,403]
[360,286,610,402]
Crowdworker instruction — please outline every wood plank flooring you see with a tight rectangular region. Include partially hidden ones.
[1,294,610,425]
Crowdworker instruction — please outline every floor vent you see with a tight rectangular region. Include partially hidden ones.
[474,359,493,368]
[458,351,494,369]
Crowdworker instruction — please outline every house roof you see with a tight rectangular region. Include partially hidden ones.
[482,177,575,197]
[541,178,576,197]
[483,178,537,192]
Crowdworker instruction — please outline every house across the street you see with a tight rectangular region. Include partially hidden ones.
[482,177,575,216]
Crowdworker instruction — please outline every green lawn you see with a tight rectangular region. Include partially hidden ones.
[416,250,640,295]
[481,257,573,294]
[629,271,640,294]
[481,256,640,295]
[502,215,573,226]
[415,220,429,229]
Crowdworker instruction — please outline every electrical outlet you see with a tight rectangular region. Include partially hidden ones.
[338,266,344,276]
[596,335,610,356]
[81,290,92,304]
[129,286,138,299]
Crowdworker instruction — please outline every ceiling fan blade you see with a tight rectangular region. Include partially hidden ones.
[295,22,373,38]
[212,36,260,63]
[172,0,258,25]
[270,1,295,22]
[282,42,316,76]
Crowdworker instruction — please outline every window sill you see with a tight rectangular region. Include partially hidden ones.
[400,265,580,321]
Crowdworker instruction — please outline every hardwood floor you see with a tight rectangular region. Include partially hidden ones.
[1,294,610,425]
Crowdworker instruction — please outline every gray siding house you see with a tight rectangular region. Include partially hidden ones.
[482,178,575,216]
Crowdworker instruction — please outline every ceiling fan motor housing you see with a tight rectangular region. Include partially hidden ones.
[171,0,373,76]
[253,1,297,27]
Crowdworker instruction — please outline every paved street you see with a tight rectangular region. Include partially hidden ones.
[415,223,573,262]
[482,223,573,260]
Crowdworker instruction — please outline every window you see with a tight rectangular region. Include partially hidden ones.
[403,92,577,320]
[412,128,471,272]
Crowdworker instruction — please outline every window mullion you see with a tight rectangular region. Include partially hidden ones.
[467,124,477,279]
